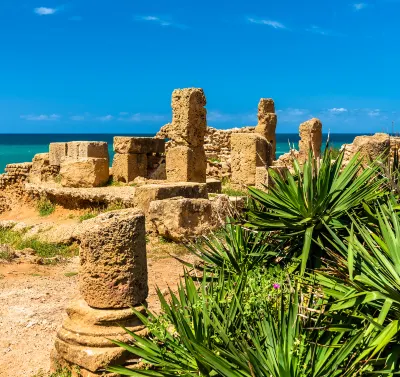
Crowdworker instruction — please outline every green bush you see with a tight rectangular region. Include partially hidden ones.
[36,197,56,217]
[79,211,98,222]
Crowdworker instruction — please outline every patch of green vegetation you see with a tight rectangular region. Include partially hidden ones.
[158,236,171,244]
[54,174,62,184]
[208,157,221,163]
[0,228,78,263]
[36,196,56,217]
[64,272,78,277]
[79,211,98,222]
[0,245,16,261]
[328,146,341,159]
[222,185,247,197]
[32,366,80,377]
[106,200,126,212]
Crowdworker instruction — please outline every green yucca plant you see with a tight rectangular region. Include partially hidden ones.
[108,269,372,377]
[246,146,385,274]
[316,202,400,373]
[182,221,280,276]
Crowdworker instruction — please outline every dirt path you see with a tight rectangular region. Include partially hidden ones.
[0,250,193,377]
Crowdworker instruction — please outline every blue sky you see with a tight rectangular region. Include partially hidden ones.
[0,0,398,134]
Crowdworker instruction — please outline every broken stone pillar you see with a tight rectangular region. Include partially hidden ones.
[231,133,271,186]
[112,137,165,183]
[51,209,148,376]
[165,88,207,183]
[298,118,323,162]
[49,143,68,166]
[255,98,277,160]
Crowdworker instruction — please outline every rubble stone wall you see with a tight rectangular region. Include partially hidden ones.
[0,163,32,189]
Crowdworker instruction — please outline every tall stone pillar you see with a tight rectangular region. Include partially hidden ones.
[255,98,277,160]
[166,88,207,183]
[51,209,148,376]
[299,118,323,162]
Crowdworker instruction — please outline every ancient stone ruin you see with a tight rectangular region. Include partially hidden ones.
[255,98,277,159]
[51,209,148,376]
[298,118,323,162]
[163,88,207,183]
[112,137,166,183]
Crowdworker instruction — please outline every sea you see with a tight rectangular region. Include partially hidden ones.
[0,133,363,173]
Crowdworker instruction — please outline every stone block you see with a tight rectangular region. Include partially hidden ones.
[299,118,323,161]
[32,153,50,171]
[170,88,207,147]
[60,158,109,188]
[78,209,148,309]
[114,137,165,154]
[112,153,147,183]
[206,178,222,194]
[133,182,208,214]
[352,133,390,163]
[166,145,206,183]
[147,197,215,242]
[231,133,270,186]
[67,141,109,160]
[258,98,275,114]
[49,143,68,166]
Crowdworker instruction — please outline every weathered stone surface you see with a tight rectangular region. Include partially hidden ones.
[32,153,50,171]
[344,133,390,164]
[25,183,136,209]
[147,197,214,241]
[49,143,68,166]
[29,153,60,184]
[231,133,270,186]
[299,118,323,161]
[255,165,288,191]
[112,153,147,183]
[60,158,109,188]
[255,99,277,159]
[206,178,222,194]
[51,298,146,374]
[169,88,207,147]
[166,145,206,183]
[67,141,109,160]
[133,182,208,214]
[78,209,148,309]
[114,137,165,154]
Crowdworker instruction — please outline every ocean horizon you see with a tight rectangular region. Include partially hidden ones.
[0,133,367,173]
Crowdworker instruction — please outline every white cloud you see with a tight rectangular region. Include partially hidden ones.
[70,115,85,121]
[34,7,57,16]
[97,115,114,122]
[118,113,167,122]
[207,111,255,124]
[20,114,60,121]
[307,25,342,37]
[247,17,287,29]
[329,108,348,114]
[353,3,367,11]
[135,15,186,28]
[368,109,381,117]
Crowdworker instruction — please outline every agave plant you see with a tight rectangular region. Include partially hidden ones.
[316,202,400,373]
[108,266,373,377]
[246,147,385,274]
[182,221,281,276]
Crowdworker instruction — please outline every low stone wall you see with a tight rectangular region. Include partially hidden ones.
[0,162,32,189]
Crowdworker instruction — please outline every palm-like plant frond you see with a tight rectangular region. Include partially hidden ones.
[246,147,385,274]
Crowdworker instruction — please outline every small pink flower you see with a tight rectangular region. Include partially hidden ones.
[273,283,281,290]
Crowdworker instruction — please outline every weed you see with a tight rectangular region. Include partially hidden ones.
[158,236,171,244]
[0,244,16,261]
[36,197,56,217]
[106,200,126,212]
[32,366,80,377]
[209,157,221,164]
[0,229,78,264]
[222,185,248,197]
[79,211,98,222]
[54,174,62,184]
[64,272,78,277]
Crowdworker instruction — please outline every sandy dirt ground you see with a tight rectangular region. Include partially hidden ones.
[0,248,194,377]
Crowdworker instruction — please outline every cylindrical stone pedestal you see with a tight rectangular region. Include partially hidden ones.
[79,209,148,308]
[51,209,148,376]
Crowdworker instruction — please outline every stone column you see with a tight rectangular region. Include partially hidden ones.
[255,98,277,160]
[166,88,207,183]
[51,209,148,376]
[298,118,323,162]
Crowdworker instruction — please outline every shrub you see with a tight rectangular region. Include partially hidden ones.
[36,197,56,217]
[246,147,384,274]
[79,211,98,222]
